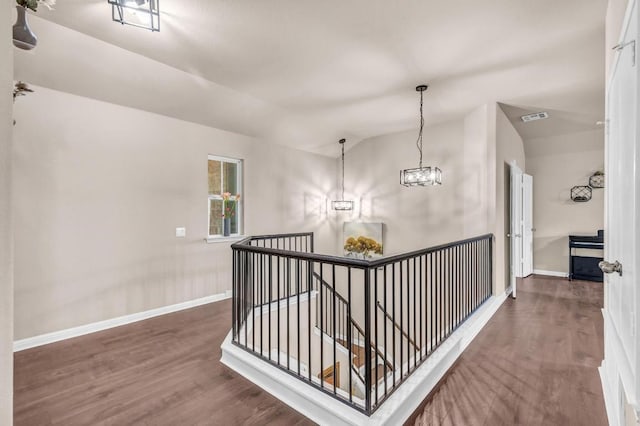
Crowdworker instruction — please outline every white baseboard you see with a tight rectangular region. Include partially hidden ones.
[533,269,569,278]
[221,291,509,425]
[14,290,232,352]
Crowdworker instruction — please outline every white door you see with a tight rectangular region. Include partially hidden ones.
[600,1,639,425]
[509,162,523,298]
[522,174,534,277]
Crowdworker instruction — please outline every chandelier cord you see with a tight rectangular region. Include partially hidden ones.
[341,141,346,200]
[416,89,424,169]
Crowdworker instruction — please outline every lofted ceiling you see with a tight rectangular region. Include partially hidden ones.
[23,0,607,155]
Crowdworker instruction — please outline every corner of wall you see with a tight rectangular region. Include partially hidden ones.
[1,3,15,424]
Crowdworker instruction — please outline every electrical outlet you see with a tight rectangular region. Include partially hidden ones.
[176,227,186,238]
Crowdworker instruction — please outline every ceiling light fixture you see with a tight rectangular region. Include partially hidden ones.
[332,139,354,211]
[400,85,442,187]
[108,0,160,32]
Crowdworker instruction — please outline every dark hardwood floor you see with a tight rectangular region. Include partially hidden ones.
[407,275,607,426]
[14,300,313,426]
[15,275,606,425]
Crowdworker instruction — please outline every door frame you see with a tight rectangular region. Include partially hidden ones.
[509,161,524,298]
[522,173,534,277]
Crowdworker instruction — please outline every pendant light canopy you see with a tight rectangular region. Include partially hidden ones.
[400,85,442,187]
[109,0,160,32]
[332,139,354,211]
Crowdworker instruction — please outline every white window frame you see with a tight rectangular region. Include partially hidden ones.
[207,154,243,239]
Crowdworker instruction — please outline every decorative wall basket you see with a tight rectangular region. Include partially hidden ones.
[12,6,37,50]
[571,186,592,202]
[589,172,605,188]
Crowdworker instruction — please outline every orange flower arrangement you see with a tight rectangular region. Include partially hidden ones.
[344,236,383,258]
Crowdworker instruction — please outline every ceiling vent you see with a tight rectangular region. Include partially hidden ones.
[520,112,549,122]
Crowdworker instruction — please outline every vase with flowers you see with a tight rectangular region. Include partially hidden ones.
[13,0,55,50]
[222,192,240,237]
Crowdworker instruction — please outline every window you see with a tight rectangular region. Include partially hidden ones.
[208,155,243,237]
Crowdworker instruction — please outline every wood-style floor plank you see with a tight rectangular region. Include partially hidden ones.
[407,275,607,426]
[15,275,607,425]
[14,300,313,426]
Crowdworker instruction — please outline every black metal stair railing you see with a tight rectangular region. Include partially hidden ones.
[231,232,493,415]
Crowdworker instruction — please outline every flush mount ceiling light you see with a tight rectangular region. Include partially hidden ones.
[332,139,354,211]
[400,85,442,187]
[108,0,160,32]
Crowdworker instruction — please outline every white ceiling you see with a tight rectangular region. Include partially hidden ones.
[26,0,607,155]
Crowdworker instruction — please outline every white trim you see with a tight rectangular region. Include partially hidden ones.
[599,363,619,426]
[207,154,243,238]
[600,308,640,425]
[221,290,509,425]
[14,291,232,352]
[205,236,245,244]
[533,269,569,278]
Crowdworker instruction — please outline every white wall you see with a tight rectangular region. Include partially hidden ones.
[340,119,467,255]
[0,2,14,423]
[338,104,511,292]
[525,129,604,273]
[464,104,495,238]
[12,86,337,340]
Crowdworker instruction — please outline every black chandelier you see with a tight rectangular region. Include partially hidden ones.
[400,85,442,187]
[332,139,354,211]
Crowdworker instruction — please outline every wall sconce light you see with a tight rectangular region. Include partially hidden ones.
[108,0,160,32]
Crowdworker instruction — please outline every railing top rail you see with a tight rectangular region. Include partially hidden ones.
[232,232,493,269]
[368,233,493,267]
[248,232,314,241]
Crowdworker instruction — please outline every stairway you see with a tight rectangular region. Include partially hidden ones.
[337,338,391,387]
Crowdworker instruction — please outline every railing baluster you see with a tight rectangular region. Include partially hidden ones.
[332,264,337,396]
[399,260,404,380]
[286,257,290,370]
[276,255,281,366]
[439,249,442,344]
[383,264,388,398]
[308,260,312,382]
[319,263,324,389]
[364,266,372,413]
[456,244,460,326]
[252,253,256,353]
[416,257,418,370]
[260,253,264,357]
[347,267,353,403]
[430,252,434,354]
[418,255,422,362]
[391,262,396,389]
[296,258,301,376]
[267,254,271,360]
[449,247,453,336]
[229,232,493,415]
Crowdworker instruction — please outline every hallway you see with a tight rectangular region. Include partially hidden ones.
[13,276,606,425]
[409,275,606,425]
